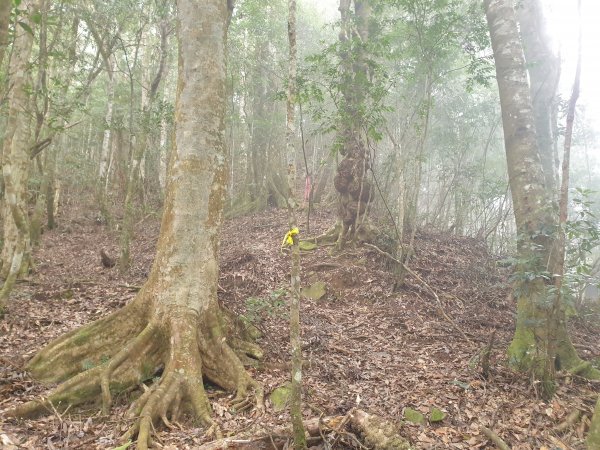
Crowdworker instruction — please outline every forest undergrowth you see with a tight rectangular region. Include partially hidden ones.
[0,200,599,449]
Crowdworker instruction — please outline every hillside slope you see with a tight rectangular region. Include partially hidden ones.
[1,206,599,449]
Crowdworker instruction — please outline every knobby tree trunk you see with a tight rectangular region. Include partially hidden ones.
[9,3,264,449]
[0,0,39,313]
[332,0,373,249]
[485,0,599,397]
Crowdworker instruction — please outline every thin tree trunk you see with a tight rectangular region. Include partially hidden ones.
[285,0,306,447]
[98,59,115,185]
[0,0,11,69]
[119,19,169,271]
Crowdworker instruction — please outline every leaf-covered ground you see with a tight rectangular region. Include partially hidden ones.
[1,203,599,449]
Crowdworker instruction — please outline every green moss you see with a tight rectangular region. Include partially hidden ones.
[301,281,327,300]
[429,407,446,423]
[403,408,425,425]
[299,241,317,251]
[73,328,93,346]
[270,383,292,411]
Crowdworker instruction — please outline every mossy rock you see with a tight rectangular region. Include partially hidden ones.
[269,383,292,411]
[429,407,446,423]
[403,408,425,425]
[301,281,327,300]
[299,241,318,251]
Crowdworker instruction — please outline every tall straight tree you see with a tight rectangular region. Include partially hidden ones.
[9,1,263,448]
[285,0,306,447]
[484,0,599,396]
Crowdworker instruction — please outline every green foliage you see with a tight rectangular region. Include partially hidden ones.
[82,360,94,371]
[563,188,600,310]
[503,189,600,310]
[302,10,392,144]
[242,288,286,324]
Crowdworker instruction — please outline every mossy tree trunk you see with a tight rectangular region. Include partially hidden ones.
[485,0,599,397]
[9,2,263,448]
[0,0,38,313]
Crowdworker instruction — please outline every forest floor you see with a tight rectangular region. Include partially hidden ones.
[1,201,600,449]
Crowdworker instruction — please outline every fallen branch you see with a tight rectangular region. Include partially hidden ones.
[197,409,411,450]
[480,426,510,450]
[364,243,472,344]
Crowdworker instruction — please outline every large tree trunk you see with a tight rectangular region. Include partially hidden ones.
[517,0,560,196]
[0,0,38,312]
[485,0,599,397]
[8,2,263,449]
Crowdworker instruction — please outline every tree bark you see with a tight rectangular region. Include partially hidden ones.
[517,0,560,196]
[9,3,263,449]
[0,0,38,313]
[98,58,115,185]
[285,0,306,448]
[0,0,11,69]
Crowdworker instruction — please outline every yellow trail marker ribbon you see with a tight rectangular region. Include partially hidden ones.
[282,227,300,247]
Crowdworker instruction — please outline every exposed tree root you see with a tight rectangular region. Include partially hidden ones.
[589,396,600,449]
[307,220,380,251]
[196,409,411,450]
[7,295,263,450]
[26,300,150,383]
[480,426,510,450]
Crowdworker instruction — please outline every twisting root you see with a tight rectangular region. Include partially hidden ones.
[101,322,158,414]
[8,364,102,418]
[201,309,265,412]
[27,301,148,383]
